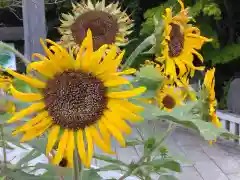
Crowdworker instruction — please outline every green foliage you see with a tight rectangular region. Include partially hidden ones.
[205,44,240,65]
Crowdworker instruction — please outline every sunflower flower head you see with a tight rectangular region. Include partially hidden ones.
[156,85,184,111]
[6,29,146,168]
[156,0,212,82]
[59,0,133,51]
[202,68,221,128]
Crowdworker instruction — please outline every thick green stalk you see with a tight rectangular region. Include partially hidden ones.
[118,122,175,180]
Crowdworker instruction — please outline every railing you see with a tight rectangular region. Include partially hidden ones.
[217,110,240,144]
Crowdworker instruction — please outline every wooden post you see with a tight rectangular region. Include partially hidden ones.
[22,0,46,60]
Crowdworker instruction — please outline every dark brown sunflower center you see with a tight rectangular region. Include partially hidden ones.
[71,10,118,50]
[42,70,108,130]
[162,95,176,109]
[168,23,184,57]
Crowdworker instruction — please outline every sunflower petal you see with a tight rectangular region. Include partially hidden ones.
[105,111,132,135]
[98,119,111,146]
[27,61,56,78]
[115,68,136,76]
[77,130,87,166]
[6,69,46,89]
[103,119,126,147]
[12,111,49,136]
[20,121,52,142]
[66,130,75,167]
[85,129,93,168]
[87,126,113,154]
[10,85,43,102]
[107,87,146,98]
[104,76,130,87]
[8,103,45,123]
[53,130,69,165]
[46,125,60,154]
[111,99,144,112]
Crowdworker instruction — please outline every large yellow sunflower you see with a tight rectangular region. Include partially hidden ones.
[59,0,133,51]
[203,68,221,127]
[6,30,146,168]
[156,85,184,111]
[156,0,212,80]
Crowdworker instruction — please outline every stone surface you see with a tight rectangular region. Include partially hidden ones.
[228,173,240,180]
[177,166,203,180]
[227,78,240,114]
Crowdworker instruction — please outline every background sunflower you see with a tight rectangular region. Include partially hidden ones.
[58,0,133,51]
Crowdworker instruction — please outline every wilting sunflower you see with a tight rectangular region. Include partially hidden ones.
[59,0,133,51]
[156,0,212,80]
[6,30,146,167]
[203,68,221,127]
[156,85,184,111]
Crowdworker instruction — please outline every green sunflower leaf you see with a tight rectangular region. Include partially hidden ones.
[95,164,123,171]
[146,159,181,172]
[82,169,102,180]
[93,155,127,166]
[134,65,164,93]
[160,175,179,180]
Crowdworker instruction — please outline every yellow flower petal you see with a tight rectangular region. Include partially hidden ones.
[111,99,144,112]
[107,87,146,98]
[87,126,113,154]
[98,119,111,146]
[8,103,45,123]
[46,125,60,154]
[53,130,69,165]
[6,69,46,89]
[81,29,94,71]
[20,121,52,142]
[66,130,75,167]
[85,128,93,168]
[115,68,136,76]
[10,85,43,102]
[104,76,130,87]
[77,130,88,167]
[27,60,56,78]
[103,119,126,147]
[24,117,52,132]
[105,111,132,135]
[12,111,48,136]
[40,38,55,60]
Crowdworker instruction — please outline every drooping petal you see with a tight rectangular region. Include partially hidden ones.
[66,130,75,167]
[12,111,49,136]
[46,125,60,154]
[98,119,111,146]
[105,111,132,135]
[104,76,130,87]
[107,87,146,98]
[6,69,46,89]
[27,60,56,78]
[8,103,45,123]
[102,119,126,147]
[85,129,93,168]
[53,130,69,165]
[110,99,144,112]
[10,85,43,102]
[77,130,87,166]
[87,126,113,154]
[20,121,52,142]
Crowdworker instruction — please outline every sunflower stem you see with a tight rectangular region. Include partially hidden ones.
[0,41,31,66]
[118,122,175,180]
[0,124,7,171]
[121,35,155,71]
[73,137,81,180]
